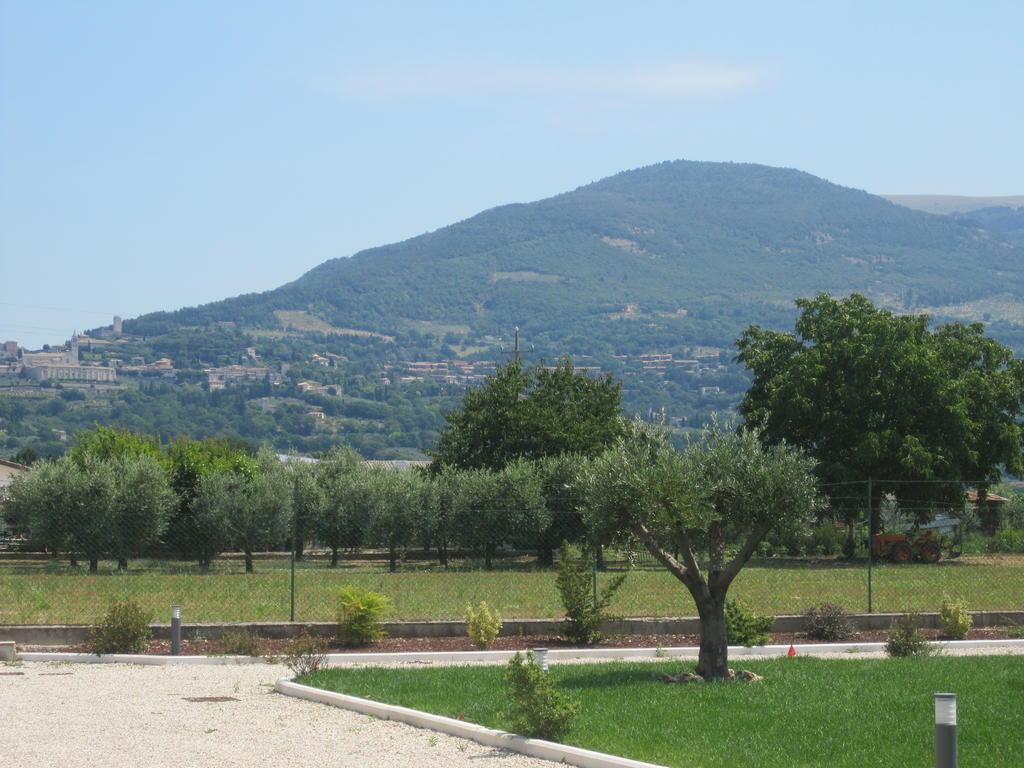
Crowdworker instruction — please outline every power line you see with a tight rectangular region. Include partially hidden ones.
[0,300,113,316]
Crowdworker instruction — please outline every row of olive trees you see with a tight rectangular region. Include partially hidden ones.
[2,444,292,573]
[292,449,582,572]
[1,434,590,573]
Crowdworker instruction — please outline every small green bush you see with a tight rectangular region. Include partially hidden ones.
[505,650,580,740]
[555,541,626,645]
[87,600,153,655]
[725,600,773,647]
[803,602,854,642]
[939,596,972,639]
[886,612,935,657]
[218,627,261,656]
[988,527,1024,553]
[281,631,328,677]
[466,601,502,649]
[337,586,391,646]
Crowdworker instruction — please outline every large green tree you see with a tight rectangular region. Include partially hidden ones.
[584,419,820,680]
[430,357,623,471]
[735,293,1024,526]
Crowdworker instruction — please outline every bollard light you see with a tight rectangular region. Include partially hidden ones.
[533,647,549,672]
[934,693,957,768]
[171,605,182,656]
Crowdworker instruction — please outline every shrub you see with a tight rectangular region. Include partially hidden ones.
[988,527,1024,554]
[725,600,773,647]
[87,600,153,655]
[337,586,391,646]
[555,541,626,645]
[939,596,972,639]
[281,631,328,677]
[218,627,261,656]
[803,602,854,642]
[466,601,502,649]
[886,612,935,657]
[504,650,580,740]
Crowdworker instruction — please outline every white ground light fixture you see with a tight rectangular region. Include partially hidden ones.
[934,693,957,768]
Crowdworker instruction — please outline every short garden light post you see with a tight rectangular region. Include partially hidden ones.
[171,605,182,656]
[533,647,549,671]
[934,693,957,768]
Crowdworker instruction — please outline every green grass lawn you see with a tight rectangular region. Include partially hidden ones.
[300,655,1024,768]
[0,552,1021,624]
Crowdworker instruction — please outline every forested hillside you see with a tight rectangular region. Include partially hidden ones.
[4,160,1023,460]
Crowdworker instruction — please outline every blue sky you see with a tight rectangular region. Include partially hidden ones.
[2,0,1022,349]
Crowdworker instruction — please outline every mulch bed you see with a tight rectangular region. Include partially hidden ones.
[52,626,1014,657]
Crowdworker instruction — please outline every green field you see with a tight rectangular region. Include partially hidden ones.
[1,552,1021,624]
[301,655,1024,768]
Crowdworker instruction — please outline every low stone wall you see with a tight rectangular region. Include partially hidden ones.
[3,611,1022,647]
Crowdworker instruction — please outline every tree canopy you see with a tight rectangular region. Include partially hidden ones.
[735,293,1024,510]
[430,357,623,471]
[584,419,820,679]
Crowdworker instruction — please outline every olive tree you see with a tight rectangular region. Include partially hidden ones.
[191,451,291,573]
[453,460,548,569]
[583,419,820,680]
[419,466,462,566]
[364,466,425,572]
[310,447,366,567]
[107,453,176,570]
[4,452,173,572]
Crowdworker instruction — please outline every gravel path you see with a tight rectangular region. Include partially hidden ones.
[1,660,556,768]
[5,644,1022,768]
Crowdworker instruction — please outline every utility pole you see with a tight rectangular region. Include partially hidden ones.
[501,326,522,362]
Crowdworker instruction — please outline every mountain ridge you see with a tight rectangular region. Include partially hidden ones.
[2,158,1015,462]
[124,160,1024,355]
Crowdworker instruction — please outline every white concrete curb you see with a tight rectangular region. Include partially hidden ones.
[275,678,668,768]
[12,638,1024,665]
[15,652,272,665]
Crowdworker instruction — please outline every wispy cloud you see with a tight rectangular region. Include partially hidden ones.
[333,61,766,100]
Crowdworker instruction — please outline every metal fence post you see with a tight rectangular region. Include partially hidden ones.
[290,476,298,622]
[866,477,873,613]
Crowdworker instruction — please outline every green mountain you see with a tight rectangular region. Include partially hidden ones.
[951,206,1024,248]
[128,160,1024,354]
[6,160,1024,461]
[883,194,1024,215]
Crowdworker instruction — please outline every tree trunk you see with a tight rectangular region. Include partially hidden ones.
[437,542,448,567]
[695,595,729,680]
[484,542,494,570]
[244,550,254,573]
[117,558,128,571]
[88,558,98,573]
[537,544,554,567]
[388,546,397,573]
[330,546,339,567]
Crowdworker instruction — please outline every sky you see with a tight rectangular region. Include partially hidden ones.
[2,0,1022,349]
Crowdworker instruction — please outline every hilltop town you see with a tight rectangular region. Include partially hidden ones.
[0,316,740,461]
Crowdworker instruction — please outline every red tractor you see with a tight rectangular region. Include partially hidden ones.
[872,530,943,563]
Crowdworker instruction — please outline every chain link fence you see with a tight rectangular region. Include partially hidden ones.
[2,477,1022,626]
